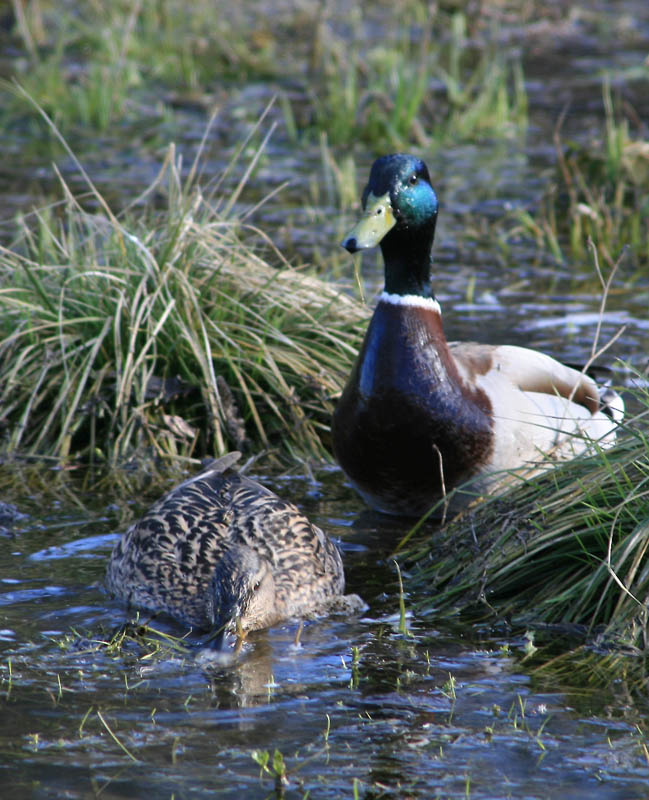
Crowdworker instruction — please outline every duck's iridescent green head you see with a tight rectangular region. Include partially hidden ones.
[342,154,437,252]
[342,154,439,297]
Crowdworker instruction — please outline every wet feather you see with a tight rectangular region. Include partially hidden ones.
[106,453,363,635]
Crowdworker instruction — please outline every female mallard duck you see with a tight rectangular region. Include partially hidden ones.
[332,154,624,517]
[106,453,362,639]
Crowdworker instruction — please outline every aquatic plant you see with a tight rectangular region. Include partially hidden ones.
[0,108,365,465]
[401,390,649,650]
[2,1,527,152]
[251,749,289,795]
[299,10,527,151]
[510,79,649,271]
[2,1,280,135]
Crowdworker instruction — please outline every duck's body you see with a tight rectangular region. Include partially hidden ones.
[333,154,623,517]
[106,454,361,636]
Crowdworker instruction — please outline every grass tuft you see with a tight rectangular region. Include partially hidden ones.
[298,10,527,151]
[2,2,280,137]
[509,78,649,271]
[0,111,366,466]
[401,397,649,650]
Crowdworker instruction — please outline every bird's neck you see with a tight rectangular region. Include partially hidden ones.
[380,224,436,297]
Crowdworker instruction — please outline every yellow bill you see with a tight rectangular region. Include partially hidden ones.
[341,191,396,253]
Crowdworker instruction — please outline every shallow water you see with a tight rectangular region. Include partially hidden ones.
[1,469,649,799]
[2,1,649,797]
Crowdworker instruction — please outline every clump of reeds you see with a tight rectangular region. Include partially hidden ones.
[401,400,649,650]
[0,111,366,466]
[2,2,280,135]
[3,2,528,153]
[512,79,649,271]
[297,9,527,151]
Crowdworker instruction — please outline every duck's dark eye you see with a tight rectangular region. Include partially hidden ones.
[253,581,261,592]
[409,173,419,185]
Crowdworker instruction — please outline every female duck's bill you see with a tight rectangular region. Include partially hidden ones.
[105,453,365,646]
[333,153,624,518]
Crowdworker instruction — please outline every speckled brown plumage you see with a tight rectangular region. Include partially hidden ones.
[106,454,362,634]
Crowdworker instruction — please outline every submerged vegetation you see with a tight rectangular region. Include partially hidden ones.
[0,0,648,686]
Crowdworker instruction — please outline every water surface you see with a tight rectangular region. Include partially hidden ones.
[1,2,649,797]
[1,467,649,799]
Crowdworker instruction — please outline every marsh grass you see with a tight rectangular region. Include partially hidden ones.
[527,639,649,700]
[4,4,143,134]
[4,2,527,153]
[57,618,194,664]
[302,10,527,151]
[510,80,649,271]
[2,2,280,136]
[0,108,366,465]
[401,399,649,650]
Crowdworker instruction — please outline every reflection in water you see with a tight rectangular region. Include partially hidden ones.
[203,637,278,709]
[0,493,648,799]
[1,2,649,795]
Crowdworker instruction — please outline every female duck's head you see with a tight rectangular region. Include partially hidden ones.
[206,544,280,640]
[341,154,439,297]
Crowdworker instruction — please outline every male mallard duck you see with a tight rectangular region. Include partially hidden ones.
[332,154,624,517]
[106,453,363,639]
